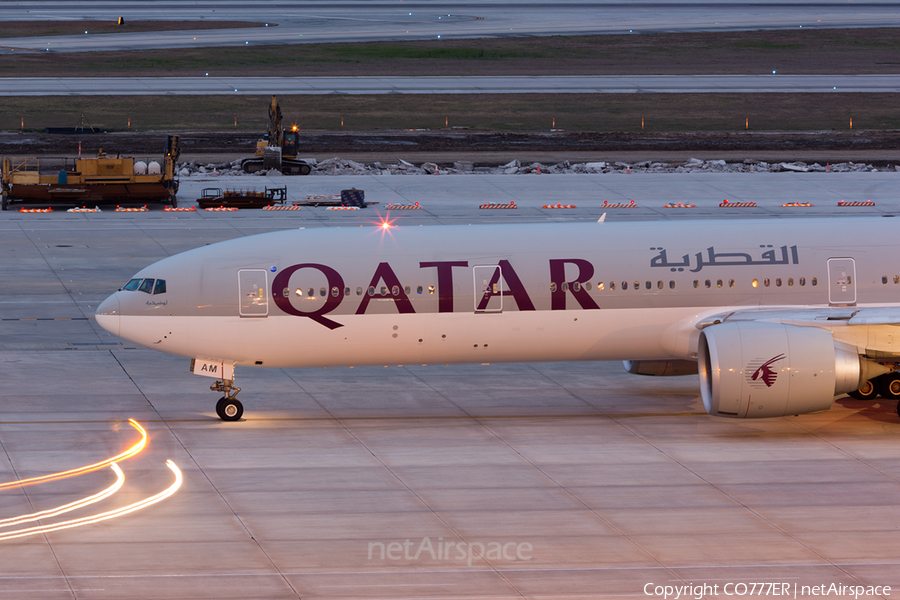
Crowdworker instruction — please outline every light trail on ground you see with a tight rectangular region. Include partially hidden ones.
[0,461,182,541]
[0,464,124,528]
[0,418,147,490]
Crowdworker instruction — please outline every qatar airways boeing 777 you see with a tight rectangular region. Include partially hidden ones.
[95,218,900,421]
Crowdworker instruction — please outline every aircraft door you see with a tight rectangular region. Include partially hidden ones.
[239,269,269,317]
[827,258,856,306]
[474,265,503,313]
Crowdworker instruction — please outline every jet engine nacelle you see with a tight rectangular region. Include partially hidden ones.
[624,360,699,377]
[698,322,863,418]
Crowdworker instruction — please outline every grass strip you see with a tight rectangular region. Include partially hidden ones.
[2,27,900,76]
[0,20,265,39]
[1,93,897,133]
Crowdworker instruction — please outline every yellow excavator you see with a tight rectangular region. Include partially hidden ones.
[240,96,312,175]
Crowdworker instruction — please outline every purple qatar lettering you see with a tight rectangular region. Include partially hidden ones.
[419,260,468,312]
[355,262,415,315]
[549,259,599,310]
[272,263,346,330]
[497,259,535,311]
[475,260,536,311]
[272,258,595,329]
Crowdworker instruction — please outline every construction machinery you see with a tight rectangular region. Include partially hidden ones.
[1,135,181,210]
[197,186,287,209]
[240,97,312,176]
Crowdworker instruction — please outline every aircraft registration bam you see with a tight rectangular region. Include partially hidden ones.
[95,217,900,421]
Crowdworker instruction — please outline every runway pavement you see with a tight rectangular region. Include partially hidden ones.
[3,0,900,52]
[1,172,899,599]
[1,74,897,96]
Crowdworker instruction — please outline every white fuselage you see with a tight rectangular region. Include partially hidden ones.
[95,218,900,369]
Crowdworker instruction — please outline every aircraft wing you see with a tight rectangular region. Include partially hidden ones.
[716,306,900,327]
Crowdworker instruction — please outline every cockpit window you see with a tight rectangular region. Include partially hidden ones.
[153,279,167,295]
[122,278,141,291]
[138,278,155,294]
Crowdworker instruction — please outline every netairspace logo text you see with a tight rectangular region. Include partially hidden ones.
[368,537,532,567]
[644,582,891,599]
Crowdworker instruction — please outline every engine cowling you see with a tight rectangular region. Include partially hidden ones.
[624,360,699,376]
[698,322,863,418]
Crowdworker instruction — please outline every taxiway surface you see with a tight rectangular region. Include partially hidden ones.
[2,74,898,96]
[4,0,900,52]
[1,173,899,599]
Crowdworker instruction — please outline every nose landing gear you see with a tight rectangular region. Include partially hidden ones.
[211,378,243,421]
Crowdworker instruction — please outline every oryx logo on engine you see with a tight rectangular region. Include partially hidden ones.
[746,354,785,388]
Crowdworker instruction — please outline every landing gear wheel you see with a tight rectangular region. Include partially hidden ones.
[848,377,880,400]
[879,372,900,399]
[216,396,243,421]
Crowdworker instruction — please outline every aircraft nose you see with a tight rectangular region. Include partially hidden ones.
[95,294,120,337]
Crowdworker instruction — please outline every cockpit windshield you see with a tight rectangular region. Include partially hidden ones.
[122,278,167,294]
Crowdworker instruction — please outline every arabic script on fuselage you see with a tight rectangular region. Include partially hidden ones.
[650,245,799,273]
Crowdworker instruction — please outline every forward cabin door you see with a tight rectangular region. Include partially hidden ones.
[827,258,856,306]
[473,265,503,313]
[239,269,269,317]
